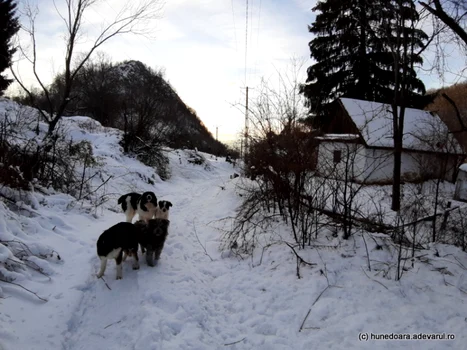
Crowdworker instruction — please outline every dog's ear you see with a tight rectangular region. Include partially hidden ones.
[158,200,163,208]
[167,201,173,208]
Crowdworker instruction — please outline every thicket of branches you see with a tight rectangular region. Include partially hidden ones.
[0,106,99,200]
[223,64,327,254]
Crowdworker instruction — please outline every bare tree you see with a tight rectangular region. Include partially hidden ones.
[419,0,467,47]
[418,0,467,87]
[10,0,163,137]
[223,60,323,253]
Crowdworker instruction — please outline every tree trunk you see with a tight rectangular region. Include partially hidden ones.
[392,139,402,211]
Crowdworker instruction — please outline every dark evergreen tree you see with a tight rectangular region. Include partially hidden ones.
[302,0,428,128]
[0,0,20,94]
[375,0,429,107]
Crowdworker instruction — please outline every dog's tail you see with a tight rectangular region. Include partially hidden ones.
[117,195,126,205]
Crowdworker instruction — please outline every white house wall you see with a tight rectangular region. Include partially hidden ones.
[317,142,458,183]
[454,169,467,202]
[360,149,434,182]
[316,142,366,180]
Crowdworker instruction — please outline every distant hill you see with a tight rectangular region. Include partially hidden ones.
[13,60,228,156]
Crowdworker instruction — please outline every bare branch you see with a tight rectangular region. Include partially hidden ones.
[224,337,247,346]
[0,278,48,302]
[299,284,331,332]
[13,0,164,136]
[419,0,467,46]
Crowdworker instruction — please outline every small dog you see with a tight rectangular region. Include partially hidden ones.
[96,222,140,280]
[134,219,170,267]
[154,200,173,220]
[118,191,158,223]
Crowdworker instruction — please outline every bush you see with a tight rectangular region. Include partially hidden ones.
[0,108,98,200]
[119,135,170,180]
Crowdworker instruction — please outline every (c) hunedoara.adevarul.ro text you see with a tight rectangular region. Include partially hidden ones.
[358,332,455,341]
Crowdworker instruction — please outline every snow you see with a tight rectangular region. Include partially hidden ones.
[1,99,467,349]
[455,164,467,202]
[316,134,360,141]
[340,98,463,154]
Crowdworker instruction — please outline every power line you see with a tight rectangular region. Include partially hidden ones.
[249,0,254,84]
[255,0,262,79]
[244,0,249,85]
[231,0,238,52]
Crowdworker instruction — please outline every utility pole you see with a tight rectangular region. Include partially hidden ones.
[214,124,222,142]
[244,86,249,160]
[240,137,243,159]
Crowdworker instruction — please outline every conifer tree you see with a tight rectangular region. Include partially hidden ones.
[302,0,428,128]
[0,0,20,94]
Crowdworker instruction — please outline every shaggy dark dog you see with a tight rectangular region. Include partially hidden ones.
[117,191,158,223]
[154,200,173,220]
[134,219,170,267]
[96,222,140,280]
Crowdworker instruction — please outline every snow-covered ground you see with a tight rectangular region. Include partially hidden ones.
[1,102,467,349]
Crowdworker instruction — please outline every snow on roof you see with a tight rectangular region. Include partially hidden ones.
[460,163,467,172]
[316,134,360,141]
[339,98,464,154]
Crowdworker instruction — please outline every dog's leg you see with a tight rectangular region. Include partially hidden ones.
[132,249,140,270]
[97,257,107,278]
[126,208,135,223]
[145,246,155,267]
[154,245,165,261]
[125,213,133,223]
[154,249,162,261]
[115,251,124,280]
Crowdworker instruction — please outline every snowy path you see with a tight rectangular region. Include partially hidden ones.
[62,161,262,350]
[60,159,327,350]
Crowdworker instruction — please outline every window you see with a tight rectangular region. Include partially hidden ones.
[333,150,342,164]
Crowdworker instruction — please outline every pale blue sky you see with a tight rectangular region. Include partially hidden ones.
[8,0,465,143]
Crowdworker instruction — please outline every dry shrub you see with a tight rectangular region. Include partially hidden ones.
[0,109,98,199]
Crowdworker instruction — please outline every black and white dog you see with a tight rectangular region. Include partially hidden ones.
[118,191,158,223]
[96,222,140,280]
[134,219,170,267]
[155,200,173,220]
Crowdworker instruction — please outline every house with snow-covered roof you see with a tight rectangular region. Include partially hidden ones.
[315,98,465,184]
